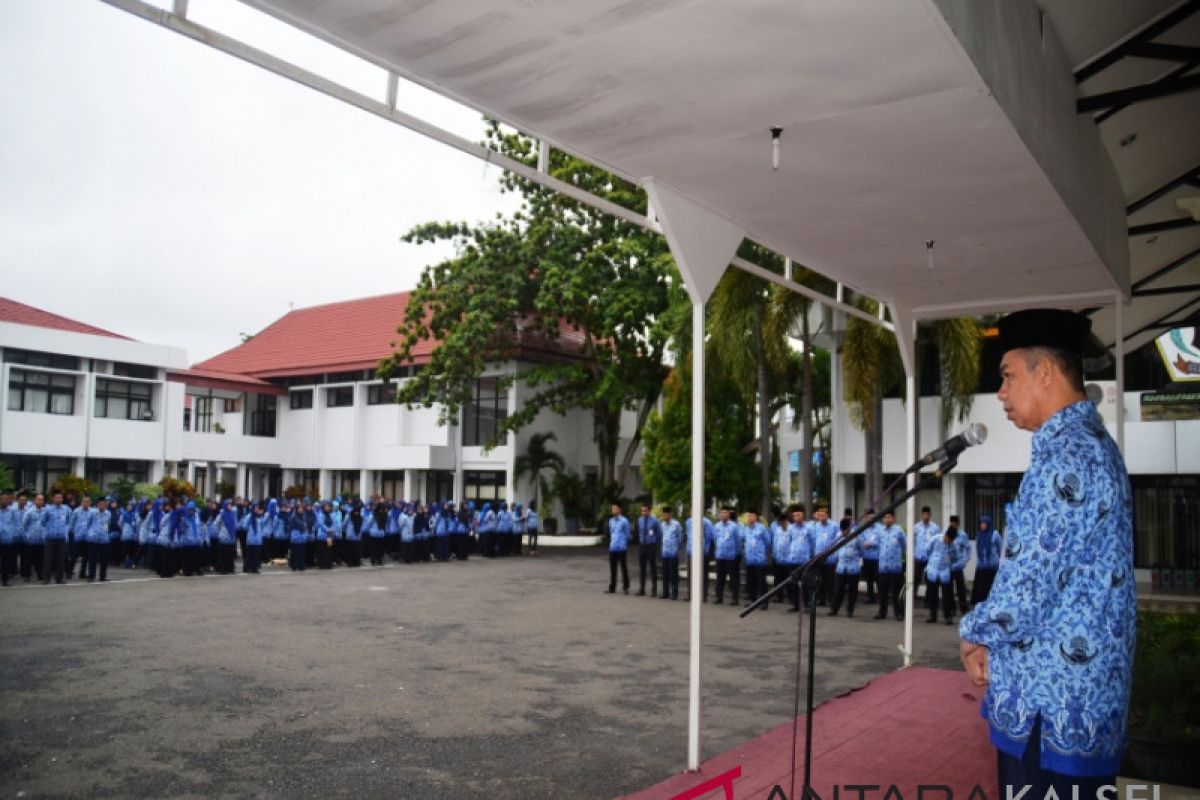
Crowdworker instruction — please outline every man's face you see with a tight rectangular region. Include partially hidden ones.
[663,511,673,522]
[815,510,828,524]
[81,497,91,508]
[921,511,931,523]
[883,513,895,526]
[51,493,62,506]
[791,511,805,525]
[719,509,731,522]
[999,350,1043,432]
[746,512,757,525]
[611,505,621,517]
[641,507,651,517]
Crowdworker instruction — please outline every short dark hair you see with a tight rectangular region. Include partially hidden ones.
[1025,346,1084,393]
[921,506,931,513]
[949,514,960,523]
[662,505,673,515]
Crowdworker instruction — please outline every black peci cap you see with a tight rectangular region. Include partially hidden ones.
[997,309,1091,357]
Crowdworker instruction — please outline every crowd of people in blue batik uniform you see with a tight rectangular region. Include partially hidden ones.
[0,488,542,585]
[602,501,1002,623]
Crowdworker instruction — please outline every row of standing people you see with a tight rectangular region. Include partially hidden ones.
[0,489,543,584]
[602,502,1002,625]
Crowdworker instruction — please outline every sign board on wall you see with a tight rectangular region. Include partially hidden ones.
[1155,327,1200,383]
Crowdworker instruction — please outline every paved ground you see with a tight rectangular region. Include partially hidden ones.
[0,549,964,799]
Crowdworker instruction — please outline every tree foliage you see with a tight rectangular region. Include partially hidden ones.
[49,474,98,500]
[514,431,565,513]
[381,122,679,499]
[641,359,759,509]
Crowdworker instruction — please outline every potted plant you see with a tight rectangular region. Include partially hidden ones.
[1125,610,1200,785]
[553,469,588,535]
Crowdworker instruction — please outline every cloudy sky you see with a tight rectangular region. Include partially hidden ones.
[0,0,517,362]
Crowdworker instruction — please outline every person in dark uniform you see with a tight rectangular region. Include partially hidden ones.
[635,504,660,597]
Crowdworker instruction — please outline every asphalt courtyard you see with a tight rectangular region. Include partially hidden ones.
[0,548,964,799]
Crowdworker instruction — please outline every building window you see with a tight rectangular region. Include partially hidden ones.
[183,408,191,431]
[328,370,367,384]
[85,459,149,491]
[1132,475,1199,572]
[327,386,354,407]
[249,394,277,437]
[378,470,403,500]
[3,348,80,371]
[7,369,76,415]
[0,454,73,494]
[336,470,360,498]
[293,469,320,497]
[194,395,213,432]
[289,389,314,409]
[463,377,508,447]
[367,383,396,405]
[224,398,239,414]
[95,379,153,421]
[426,470,454,504]
[112,362,157,380]
[464,471,506,505]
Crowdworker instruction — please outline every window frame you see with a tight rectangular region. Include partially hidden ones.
[289,389,314,410]
[7,368,77,415]
[326,385,355,408]
[95,378,154,421]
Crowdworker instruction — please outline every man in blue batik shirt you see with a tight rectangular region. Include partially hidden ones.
[960,309,1134,794]
[712,507,742,605]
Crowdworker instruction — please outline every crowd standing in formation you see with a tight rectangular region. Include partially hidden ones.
[0,488,542,585]
[603,501,1001,623]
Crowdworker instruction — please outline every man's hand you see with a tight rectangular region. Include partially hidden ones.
[960,640,989,687]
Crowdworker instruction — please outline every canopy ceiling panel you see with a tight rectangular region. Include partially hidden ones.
[246,0,1130,317]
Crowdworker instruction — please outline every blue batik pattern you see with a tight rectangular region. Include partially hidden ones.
[960,401,1134,778]
[875,525,906,574]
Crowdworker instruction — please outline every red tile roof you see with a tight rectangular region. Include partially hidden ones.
[166,367,287,396]
[194,292,424,379]
[0,296,131,340]
[194,291,590,381]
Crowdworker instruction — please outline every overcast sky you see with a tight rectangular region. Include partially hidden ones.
[0,0,517,362]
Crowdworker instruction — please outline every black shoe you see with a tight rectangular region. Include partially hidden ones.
[672,594,679,601]
[926,617,938,623]
[605,588,615,594]
[827,610,838,616]
[945,618,955,625]
[660,594,671,600]
[637,589,645,596]
[788,607,800,613]
[651,589,657,597]
[873,613,886,620]
[847,610,855,617]
[714,599,723,605]
[623,587,629,595]
[895,615,904,621]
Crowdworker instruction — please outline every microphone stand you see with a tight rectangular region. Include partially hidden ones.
[741,456,960,800]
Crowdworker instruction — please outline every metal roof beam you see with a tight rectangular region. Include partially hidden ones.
[1128,216,1200,236]
[1074,0,1200,83]
[1095,61,1197,124]
[1127,42,1200,63]
[1078,71,1200,113]
[1132,244,1200,291]
[1127,162,1200,214]
[1132,282,1200,298]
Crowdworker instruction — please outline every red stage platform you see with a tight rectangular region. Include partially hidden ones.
[620,667,999,800]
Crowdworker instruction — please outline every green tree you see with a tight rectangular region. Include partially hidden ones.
[0,461,14,492]
[841,299,904,502]
[514,431,565,514]
[931,317,983,433]
[381,122,678,501]
[641,358,758,508]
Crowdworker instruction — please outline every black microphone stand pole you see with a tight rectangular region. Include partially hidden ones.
[741,456,959,800]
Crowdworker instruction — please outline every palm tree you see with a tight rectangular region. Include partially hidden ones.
[931,317,982,435]
[841,298,903,503]
[514,432,565,513]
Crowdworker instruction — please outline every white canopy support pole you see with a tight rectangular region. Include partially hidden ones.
[688,298,705,769]
[644,178,743,772]
[889,304,918,668]
[1114,293,1126,455]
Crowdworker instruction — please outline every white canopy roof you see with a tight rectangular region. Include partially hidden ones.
[243,0,1137,323]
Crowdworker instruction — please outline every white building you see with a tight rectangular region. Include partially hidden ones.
[1,297,189,491]
[1,293,642,524]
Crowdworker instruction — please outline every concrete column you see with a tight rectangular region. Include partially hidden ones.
[235,463,248,498]
[150,461,166,484]
[359,469,373,500]
[404,469,419,502]
[319,469,333,500]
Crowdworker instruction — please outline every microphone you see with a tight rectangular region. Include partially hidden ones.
[905,423,987,473]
